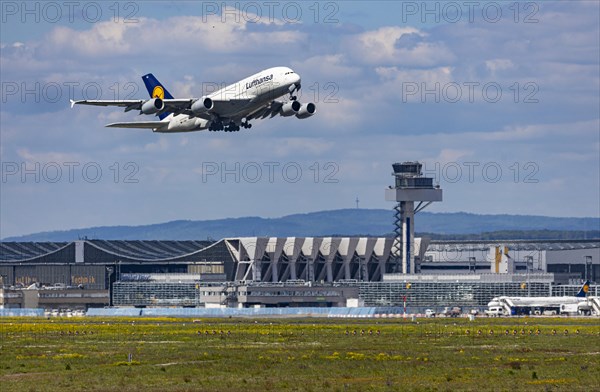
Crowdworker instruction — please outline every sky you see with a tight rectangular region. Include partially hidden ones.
[1,1,599,238]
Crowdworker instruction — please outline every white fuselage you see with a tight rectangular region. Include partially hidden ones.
[498,296,587,308]
[164,66,300,132]
[487,295,588,316]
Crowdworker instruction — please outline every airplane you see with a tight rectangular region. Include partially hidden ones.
[486,281,591,316]
[70,66,316,133]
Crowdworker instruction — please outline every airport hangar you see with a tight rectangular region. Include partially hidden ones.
[1,237,598,311]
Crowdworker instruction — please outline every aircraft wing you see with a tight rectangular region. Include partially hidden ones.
[246,100,284,120]
[211,98,253,112]
[71,99,194,113]
[105,121,169,130]
[71,99,143,109]
[168,97,254,119]
[71,97,256,119]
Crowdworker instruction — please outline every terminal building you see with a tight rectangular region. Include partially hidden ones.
[1,162,598,312]
[1,238,598,311]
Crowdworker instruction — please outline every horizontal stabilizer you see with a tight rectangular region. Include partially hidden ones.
[105,121,168,130]
[71,99,143,108]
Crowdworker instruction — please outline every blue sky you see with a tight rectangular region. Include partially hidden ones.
[1,1,599,238]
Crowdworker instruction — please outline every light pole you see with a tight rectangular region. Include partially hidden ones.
[106,266,114,306]
[525,256,533,296]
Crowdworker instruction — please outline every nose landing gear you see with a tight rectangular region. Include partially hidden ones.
[289,82,301,101]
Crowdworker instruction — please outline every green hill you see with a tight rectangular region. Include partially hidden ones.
[3,209,599,241]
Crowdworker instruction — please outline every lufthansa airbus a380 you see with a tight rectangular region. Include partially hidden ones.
[70,66,316,132]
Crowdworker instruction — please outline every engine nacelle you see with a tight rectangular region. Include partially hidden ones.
[295,102,316,119]
[280,100,301,117]
[141,98,164,114]
[191,97,214,114]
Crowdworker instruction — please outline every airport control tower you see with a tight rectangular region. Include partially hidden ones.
[385,162,442,274]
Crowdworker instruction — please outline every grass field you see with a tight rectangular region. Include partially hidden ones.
[1,316,599,391]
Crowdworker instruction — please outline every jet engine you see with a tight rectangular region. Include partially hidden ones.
[191,97,214,114]
[295,102,316,119]
[280,100,301,117]
[141,98,164,114]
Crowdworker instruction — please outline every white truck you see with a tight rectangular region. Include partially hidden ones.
[486,298,507,317]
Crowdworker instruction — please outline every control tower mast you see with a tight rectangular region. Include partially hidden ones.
[385,162,442,274]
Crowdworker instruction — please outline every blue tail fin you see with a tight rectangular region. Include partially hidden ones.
[142,73,174,120]
[576,281,590,297]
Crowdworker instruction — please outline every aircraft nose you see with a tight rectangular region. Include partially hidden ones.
[290,72,301,86]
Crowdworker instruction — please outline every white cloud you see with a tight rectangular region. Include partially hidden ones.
[345,26,455,67]
[427,149,474,164]
[370,66,454,102]
[354,26,421,62]
[16,148,83,164]
[316,98,363,128]
[44,15,305,58]
[480,119,600,142]
[292,54,361,79]
[375,66,453,84]
[485,59,515,75]
[172,75,197,97]
[2,14,307,75]
[272,138,333,157]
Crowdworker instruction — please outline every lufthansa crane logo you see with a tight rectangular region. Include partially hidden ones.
[152,86,165,99]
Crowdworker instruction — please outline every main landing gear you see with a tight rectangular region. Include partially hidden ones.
[208,120,251,132]
[208,121,224,132]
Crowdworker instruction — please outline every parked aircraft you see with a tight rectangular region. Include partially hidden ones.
[486,281,591,316]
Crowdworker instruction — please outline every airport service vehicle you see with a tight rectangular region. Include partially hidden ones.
[485,300,506,317]
[442,306,462,317]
